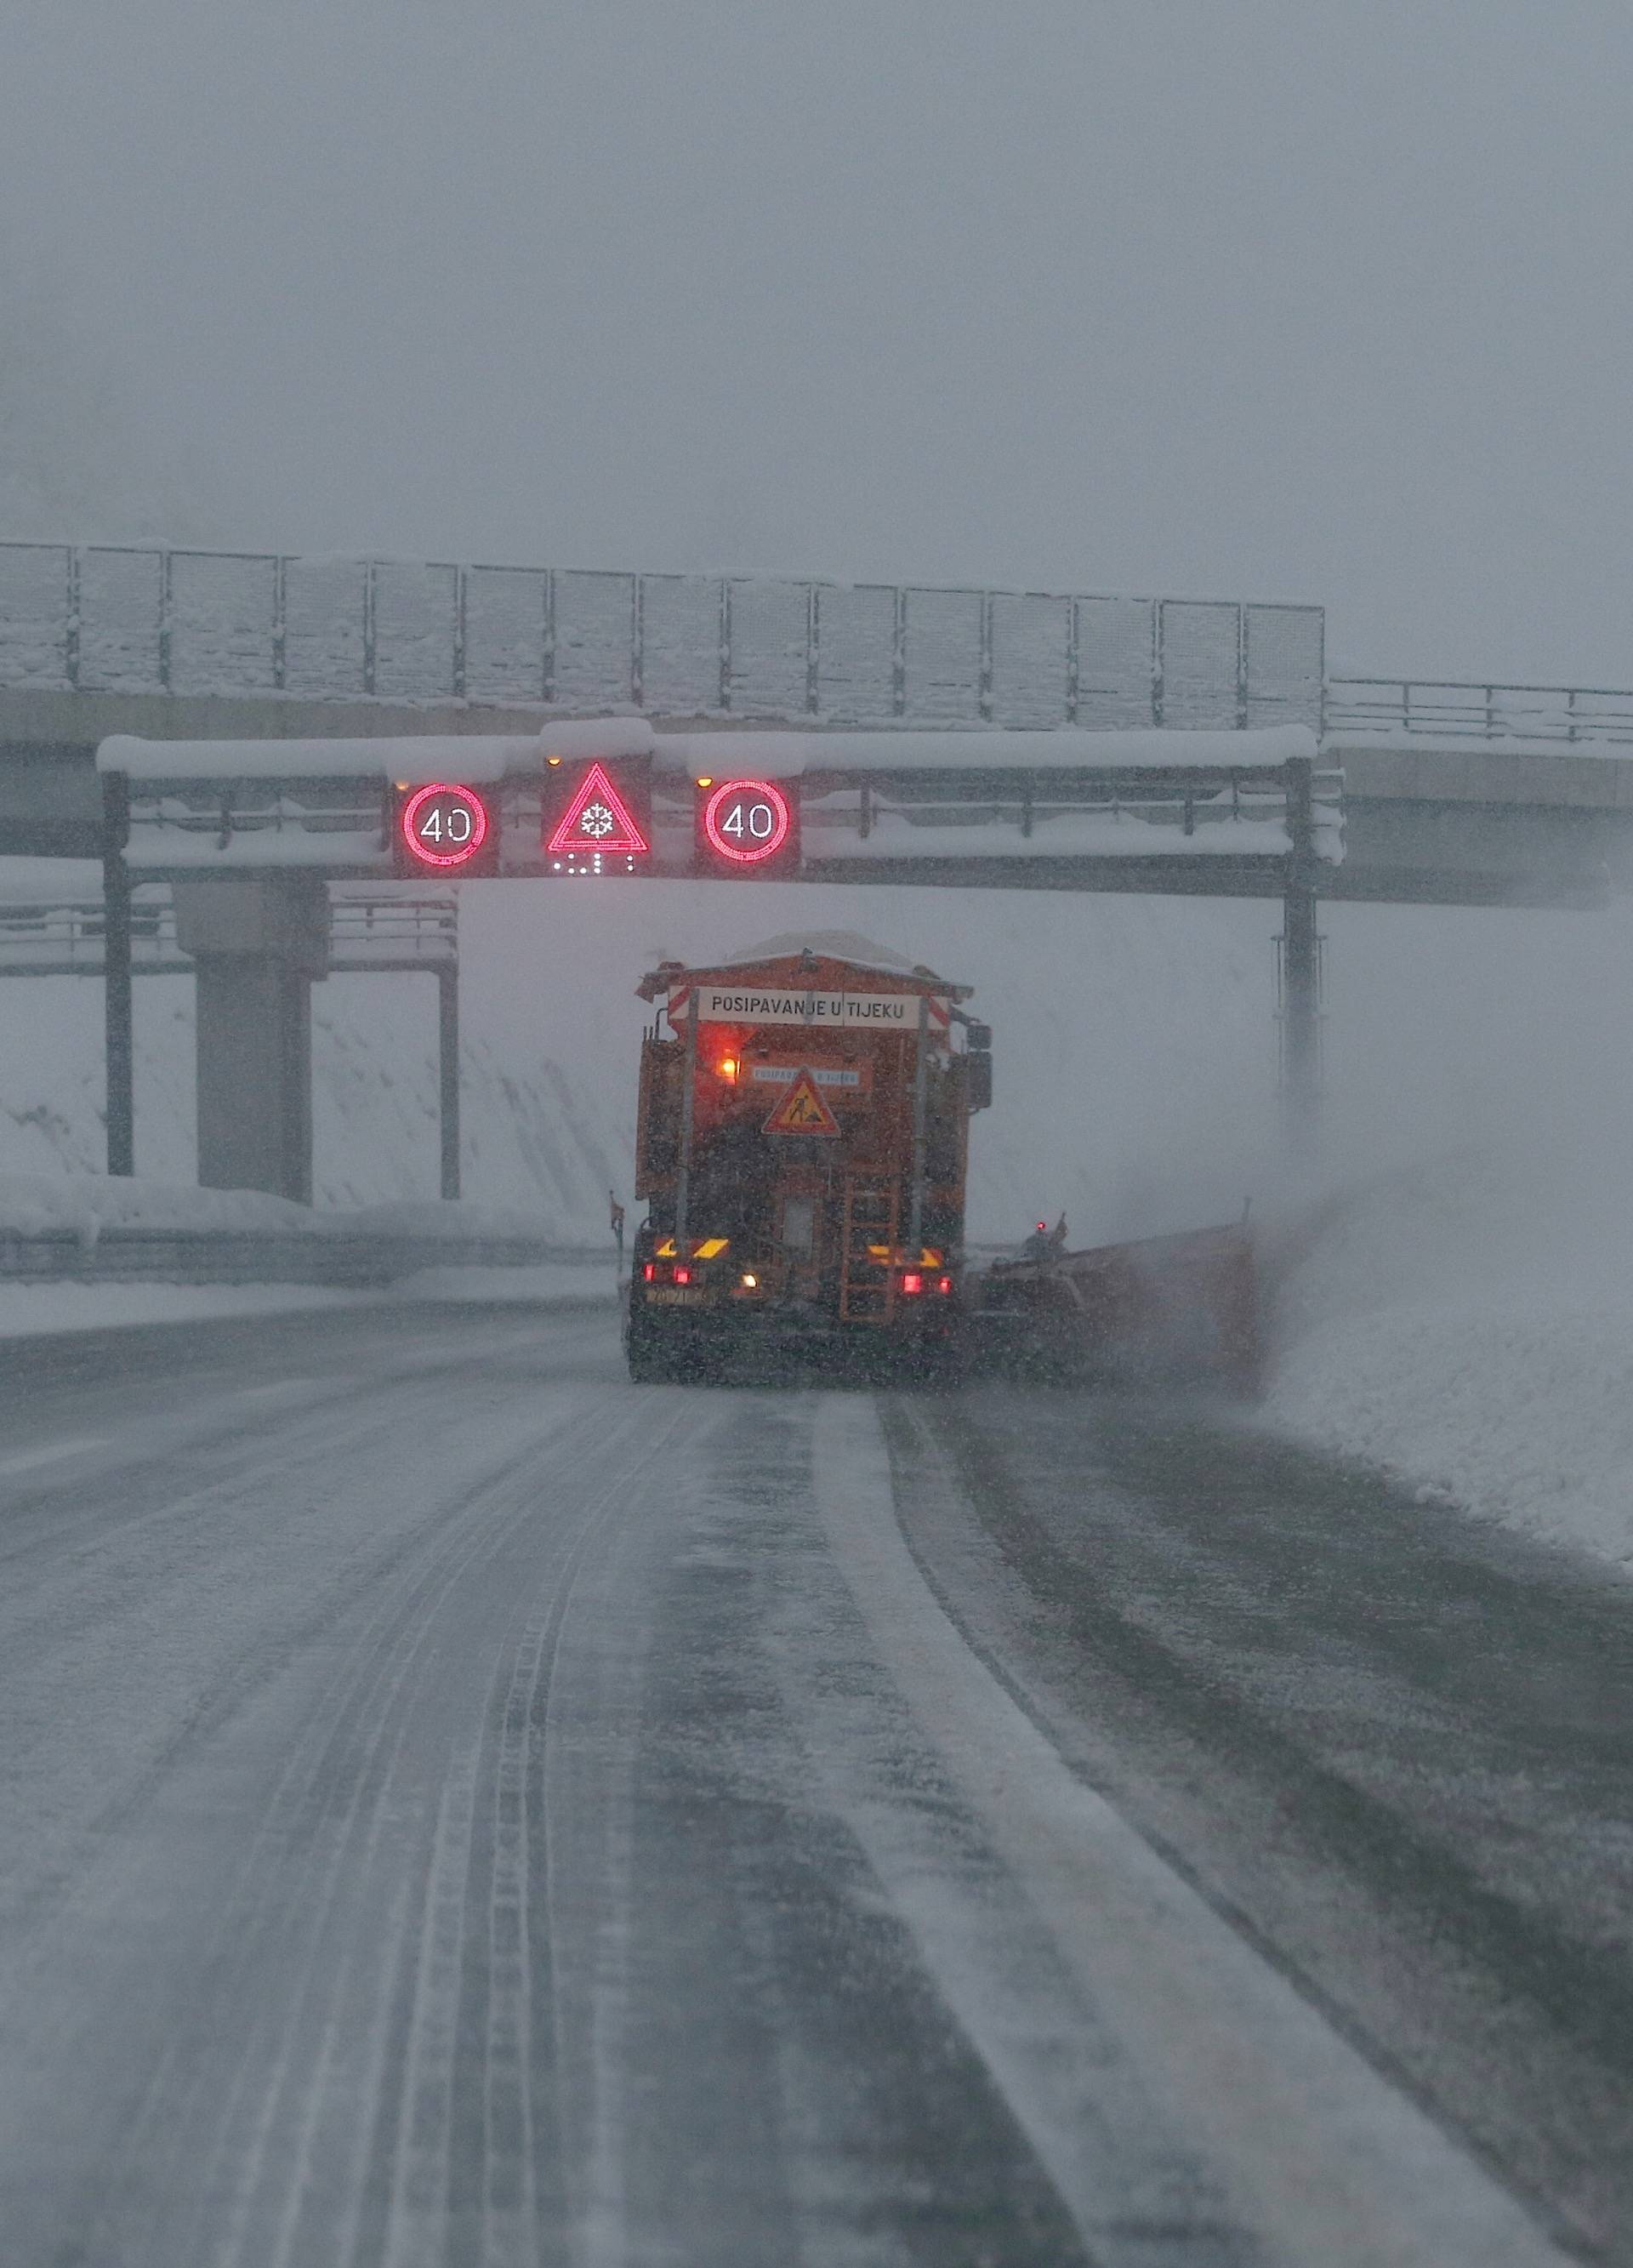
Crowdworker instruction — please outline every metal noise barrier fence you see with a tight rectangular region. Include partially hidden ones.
[0,542,1324,731]
[0,1228,616,1290]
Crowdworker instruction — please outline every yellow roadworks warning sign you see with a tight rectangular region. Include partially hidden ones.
[763,1071,841,1136]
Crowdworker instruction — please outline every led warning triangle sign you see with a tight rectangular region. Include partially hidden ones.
[763,1070,842,1137]
[545,761,650,858]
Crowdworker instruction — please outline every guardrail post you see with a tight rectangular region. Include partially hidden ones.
[438,965,460,1200]
[1280,755,1321,1161]
[101,773,134,1176]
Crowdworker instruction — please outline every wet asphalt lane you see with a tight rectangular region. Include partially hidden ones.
[0,1303,1625,2265]
[885,1390,1633,2260]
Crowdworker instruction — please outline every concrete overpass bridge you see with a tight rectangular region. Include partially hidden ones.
[3,540,1632,906]
[1,539,1629,1203]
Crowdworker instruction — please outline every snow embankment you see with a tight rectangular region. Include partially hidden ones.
[0,1283,373,1338]
[0,1168,561,1246]
[1266,1152,1633,1570]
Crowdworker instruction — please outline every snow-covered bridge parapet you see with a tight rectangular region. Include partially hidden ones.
[0,540,1323,731]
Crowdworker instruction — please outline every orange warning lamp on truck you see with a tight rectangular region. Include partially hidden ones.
[624,937,990,1382]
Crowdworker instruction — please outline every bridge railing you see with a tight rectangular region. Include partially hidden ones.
[0,540,1324,731]
[0,887,457,977]
[1325,676,1633,748]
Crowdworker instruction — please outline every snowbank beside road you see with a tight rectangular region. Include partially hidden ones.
[0,1263,615,1339]
[1266,1153,1633,1570]
[0,1283,372,1338]
[0,1168,570,1247]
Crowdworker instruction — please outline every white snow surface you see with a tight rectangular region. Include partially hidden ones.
[0,1264,612,1339]
[100,721,655,780]
[0,1169,554,1245]
[658,724,1318,777]
[1266,1148,1633,1570]
[0,1283,372,1337]
[1261,896,1633,1571]
[706,930,922,974]
[811,809,1317,860]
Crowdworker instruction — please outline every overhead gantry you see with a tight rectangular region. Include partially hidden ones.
[93,723,1340,1202]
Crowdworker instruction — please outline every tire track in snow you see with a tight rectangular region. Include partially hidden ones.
[77,1383,648,2268]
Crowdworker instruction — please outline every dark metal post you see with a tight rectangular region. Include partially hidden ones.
[674,1006,699,1249]
[1281,755,1321,1160]
[438,965,460,1200]
[101,772,134,1177]
[906,993,930,1256]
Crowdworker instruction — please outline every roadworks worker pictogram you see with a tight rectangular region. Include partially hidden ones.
[763,1071,842,1137]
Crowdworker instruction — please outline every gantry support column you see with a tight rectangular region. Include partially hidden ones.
[437,964,460,1201]
[173,876,330,1203]
[100,773,134,1177]
[1281,755,1322,1163]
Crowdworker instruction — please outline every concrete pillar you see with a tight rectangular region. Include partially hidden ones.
[173,876,329,1203]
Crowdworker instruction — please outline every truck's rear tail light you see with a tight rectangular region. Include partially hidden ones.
[936,1275,953,1295]
[673,1266,692,1285]
[642,1262,657,1282]
[740,1272,758,1289]
[901,1271,923,1296]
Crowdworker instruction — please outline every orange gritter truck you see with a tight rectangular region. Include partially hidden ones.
[623,932,1260,1391]
[625,935,988,1382]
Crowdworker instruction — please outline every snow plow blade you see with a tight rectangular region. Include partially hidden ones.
[970,1222,1260,1393]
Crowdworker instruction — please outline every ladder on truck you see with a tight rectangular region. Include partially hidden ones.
[839,1173,899,1322]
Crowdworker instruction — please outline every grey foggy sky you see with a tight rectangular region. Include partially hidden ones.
[3,0,1630,682]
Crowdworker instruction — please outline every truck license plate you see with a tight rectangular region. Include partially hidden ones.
[648,1287,707,1306]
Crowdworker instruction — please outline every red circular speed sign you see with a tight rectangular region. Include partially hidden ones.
[399,782,490,869]
[702,778,793,865]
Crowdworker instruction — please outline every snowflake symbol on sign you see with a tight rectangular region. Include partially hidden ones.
[578,802,617,839]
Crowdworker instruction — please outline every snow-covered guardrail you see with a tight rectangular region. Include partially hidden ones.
[0,1176,615,1289]
[0,1227,611,1289]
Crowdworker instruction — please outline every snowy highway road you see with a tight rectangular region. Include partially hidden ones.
[0,1303,1629,2267]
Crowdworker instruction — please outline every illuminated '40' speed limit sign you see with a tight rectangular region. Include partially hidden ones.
[695,777,799,876]
[393,781,498,875]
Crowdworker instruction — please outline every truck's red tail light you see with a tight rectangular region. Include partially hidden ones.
[936,1274,953,1295]
[673,1266,692,1285]
[642,1262,657,1282]
[900,1271,923,1296]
